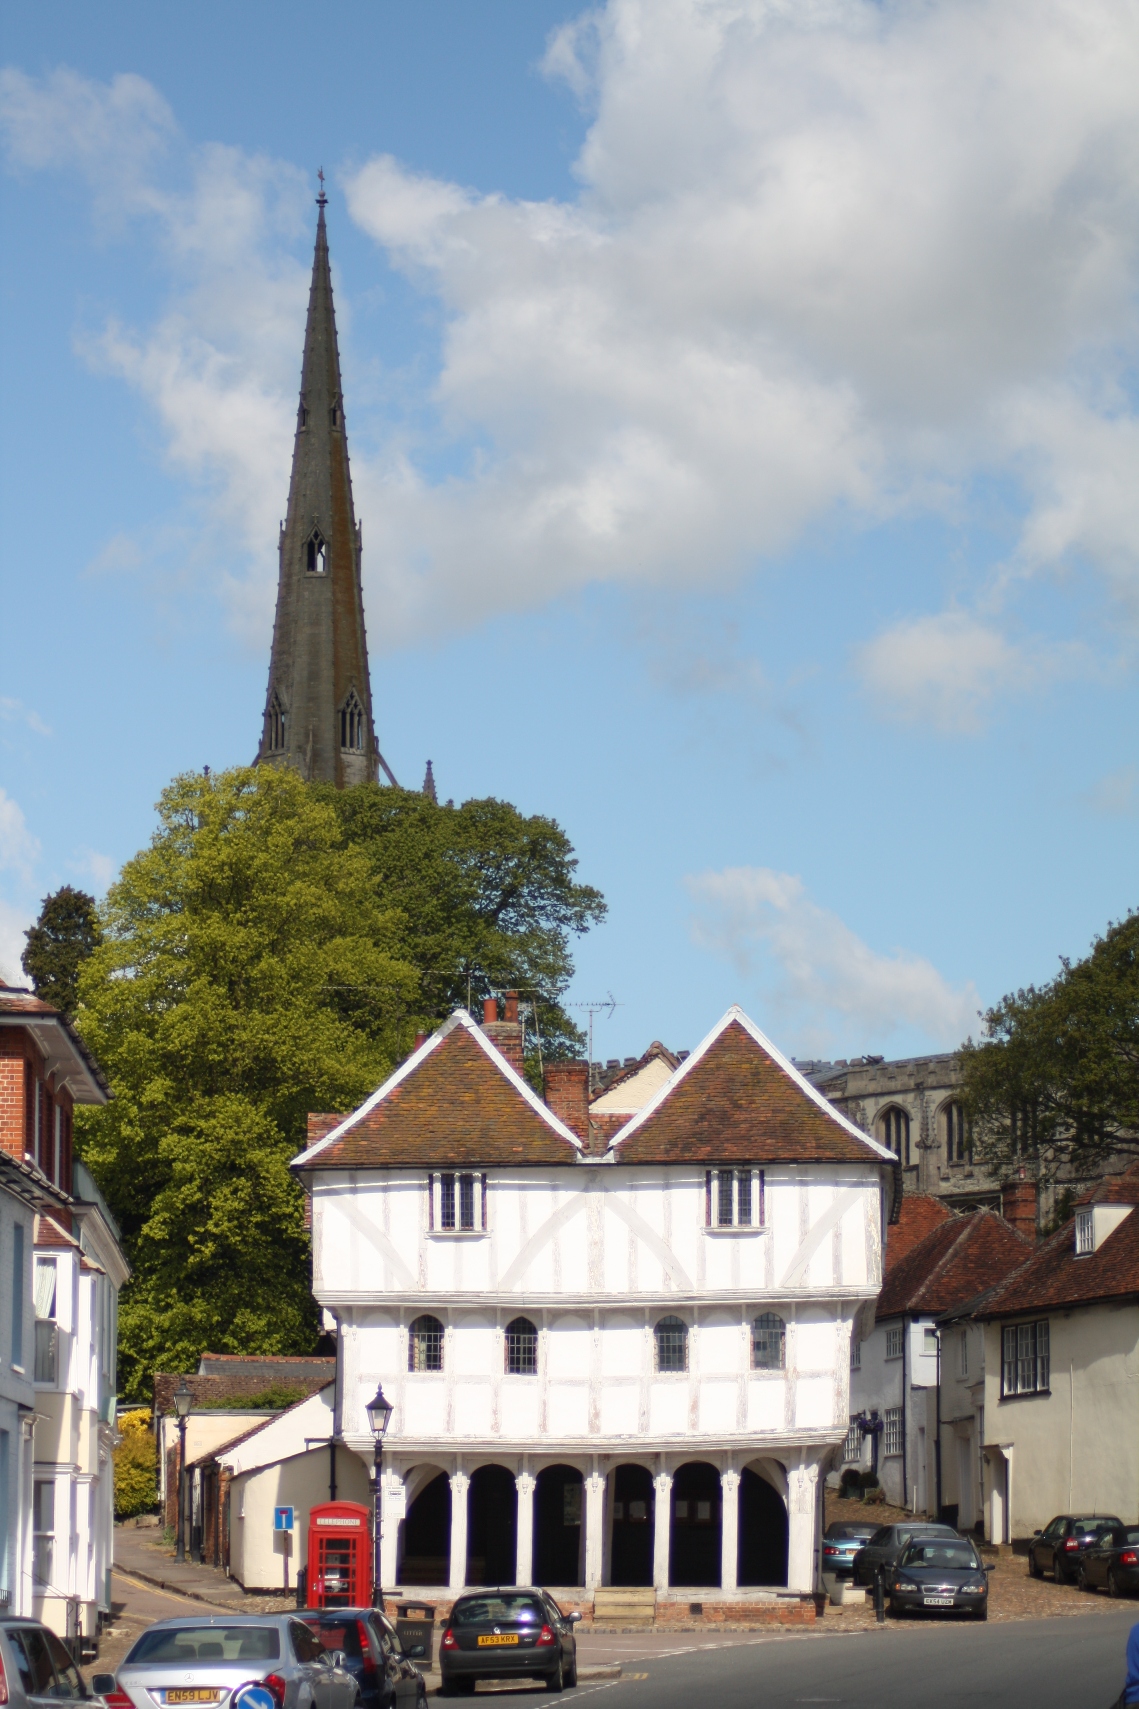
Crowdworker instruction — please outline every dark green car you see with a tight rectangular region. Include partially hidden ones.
[887,1536,992,1620]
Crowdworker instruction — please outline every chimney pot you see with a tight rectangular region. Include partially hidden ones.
[414,1031,427,1051]
[504,990,519,1024]
[483,996,498,1025]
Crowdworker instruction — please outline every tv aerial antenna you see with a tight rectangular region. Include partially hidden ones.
[567,994,621,1090]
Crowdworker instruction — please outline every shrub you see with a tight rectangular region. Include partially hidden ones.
[114,1407,157,1518]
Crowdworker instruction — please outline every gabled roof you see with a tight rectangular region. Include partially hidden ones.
[876,1209,1031,1321]
[610,1006,897,1165]
[0,983,111,1103]
[590,1042,681,1115]
[294,1009,583,1169]
[885,1194,954,1272]
[974,1202,1139,1318]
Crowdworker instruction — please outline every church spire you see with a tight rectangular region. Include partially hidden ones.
[257,190,382,786]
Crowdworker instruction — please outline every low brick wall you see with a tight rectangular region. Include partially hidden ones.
[381,1591,818,1629]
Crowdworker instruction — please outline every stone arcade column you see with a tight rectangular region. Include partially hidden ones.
[719,1468,740,1592]
[652,1471,673,1590]
[380,1469,405,1590]
[584,1471,606,1589]
[449,1469,470,1591]
[515,1471,536,1585]
[785,1457,821,1593]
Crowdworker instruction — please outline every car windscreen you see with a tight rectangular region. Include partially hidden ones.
[1075,1518,1119,1533]
[867,1528,894,1546]
[900,1542,980,1570]
[125,1627,281,1664]
[451,1597,546,1627]
[306,1622,364,1658]
[1123,1530,1139,1546]
[825,1524,876,1540]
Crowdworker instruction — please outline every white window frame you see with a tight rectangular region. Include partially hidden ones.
[704,1168,764,1233]
[427,1171,487,1237]
[1001,1319,1050,1397]
[883,1406,903,1457]
[885,1325,903,1360]
[1075,1209,1094,1256]
[842,1417,861,1462]
[850,1336,861,1370]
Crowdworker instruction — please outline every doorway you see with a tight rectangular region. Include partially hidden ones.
[669,1462,721,1587]
[534,1465,584,1585]
[466,1465,517,1586]
[737,1468,788,1586]
[400,1470,451,1585]
[610,1464,654,1586]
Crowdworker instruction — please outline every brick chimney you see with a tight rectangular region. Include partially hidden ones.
[544,1061,590,1142]
[482,990,524,1076]
[0,1035,29,1162]
[1001,1169,1038,1242]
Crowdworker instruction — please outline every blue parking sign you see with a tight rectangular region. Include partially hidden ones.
[274,1506,294,1533]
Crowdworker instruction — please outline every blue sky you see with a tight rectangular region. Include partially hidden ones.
[2,0,1138,1065]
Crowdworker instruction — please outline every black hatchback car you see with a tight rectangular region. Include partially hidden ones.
[439,1590,580,1694]
[297,1609,426,1709]
[1028,1515,1124,1584]
[852,1524,959,1586]
[1077,1526,1139,1598]
[887,1534,992,1620]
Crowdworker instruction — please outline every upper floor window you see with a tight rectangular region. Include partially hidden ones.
[505,1316,538,1375]
[306,531,327,575]
[752,1312,786,1371]
[879,1107,910,1166]
[705,1168,763,1228]
[885,1325,903,1360]
[431,1171,485,1232]
[408,1314,444,1372]
[882,1405,903,1456]
[958,1329,969,1378]
[340,689,365,753]
[655,1315,688,1373]
[11,1221,25,1367]
[33,1258,57,1385]
[944,1100,970,1165]
[1075,1209,1094,1255]
[842,1416,861,1462]
[1001,1320,1049,1396]
[267,692,287,752]
[850,1336,861,1370]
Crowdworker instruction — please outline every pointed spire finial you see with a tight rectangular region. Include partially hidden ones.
[317,166,327,209]
[422,760,438,804]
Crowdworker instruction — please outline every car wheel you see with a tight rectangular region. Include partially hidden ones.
[565,1657,578,1689]
[546,1657,564,1693]
[1077,1565,1091,1592]
[1109,1569,1121,1599]
[1029,1551,1043,1579]
[974,1605,988,1622]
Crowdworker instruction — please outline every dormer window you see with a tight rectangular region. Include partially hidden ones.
[339,688,365,752]
[1075,1208,1094,1255]
[306,531,326,574]
[267,692,286,752]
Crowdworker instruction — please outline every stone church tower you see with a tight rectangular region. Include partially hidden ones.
[258,192,391,787]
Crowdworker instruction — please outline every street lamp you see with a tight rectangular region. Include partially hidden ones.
[173,1379,193,1564]
[365,1384,394,1608]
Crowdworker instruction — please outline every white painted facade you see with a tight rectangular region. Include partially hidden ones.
[1,1168,38,1614]
[298,1007,895,1599]
[847,1316,939,1511]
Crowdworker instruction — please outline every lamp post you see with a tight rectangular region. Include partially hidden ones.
[365,1383,393,1609]
[173,1379,193,1564]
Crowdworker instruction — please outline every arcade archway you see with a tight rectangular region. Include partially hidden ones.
[737,1466,788,1586]
[400,1468,451,1585]
[669,1461,721,1587]
[466,1464,517,1586]
[609,1463,654,1586]
[534,1464,584,1585]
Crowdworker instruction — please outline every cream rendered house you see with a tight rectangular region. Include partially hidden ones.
[292,1003,897,1610]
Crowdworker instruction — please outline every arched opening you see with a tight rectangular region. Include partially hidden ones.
[878,1106,911,1166]
[339,688,365,753]
[737,1467,788,1587]
[400,1469,451,1586]
[306,531,327,575]
[669,1461,721,1587]
[408,1314,444,1372]
[505,1317,538,1376]
[654,1315,688,1372]
[943,1100,970,1165]
[609,1464,654,1586]
[466,1464,517,1587]
[752,1312,786,1370]
[534,1464,583,1586]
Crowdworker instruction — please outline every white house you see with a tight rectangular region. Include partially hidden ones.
[290,1002,897,1609]
[971,1163,1139,1544]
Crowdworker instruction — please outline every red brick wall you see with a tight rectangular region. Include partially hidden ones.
[543,1062,589,1140]
[0,1036,29,1161]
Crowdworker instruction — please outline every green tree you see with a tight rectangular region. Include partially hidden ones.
[75,766,419,1399]
[113,1407,157,1518]
[322,784,607,1073]
[22,886,101,1015]
[961,912,1139,1187]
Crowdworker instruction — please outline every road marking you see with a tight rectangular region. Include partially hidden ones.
[113,1571,233,1612]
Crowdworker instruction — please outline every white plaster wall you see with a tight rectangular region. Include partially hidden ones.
[229,1450,370,1591]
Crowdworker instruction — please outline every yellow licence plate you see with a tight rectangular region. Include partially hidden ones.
[477,1635,520,1647]
[166,1692,222,1702]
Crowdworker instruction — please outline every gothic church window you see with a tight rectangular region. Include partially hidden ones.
[879,1106,910,1165]
[944,1100,970,1164]
[655,1314,688,1373]
[752,1312,786,1371]
[505,1316,538,1375]
[409,1314,444,1372]
[340,689,365,752]
[306,531,327,574]
[267,694,286,752]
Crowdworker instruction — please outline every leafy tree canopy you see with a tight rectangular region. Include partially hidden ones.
[22,885,101,1015]
[961,912,1139,1186]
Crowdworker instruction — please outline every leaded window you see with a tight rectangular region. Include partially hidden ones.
[843,1416,861,1462]
[408,1314,444,1372]
[655,1315,688,1373]
[752,1312,786,1371]
[439,1172,477,1231]
[505,1316,538,1375]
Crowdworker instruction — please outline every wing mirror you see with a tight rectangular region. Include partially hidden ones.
[568,1612,583,1625]
[91,1677,117,1697]
[1033,1528,1042,1536]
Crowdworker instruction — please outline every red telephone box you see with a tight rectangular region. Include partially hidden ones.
[307,1501,372,1608]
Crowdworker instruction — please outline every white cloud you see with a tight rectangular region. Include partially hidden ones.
[71,849,116,891]
[853,610,1080,734]
[0,788,39,882]
[0,697,51,737]
[687,864,980,1053]
[0,899,31,987]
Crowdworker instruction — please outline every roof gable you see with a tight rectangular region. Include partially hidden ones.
[294,1009,582,1169]
[591,1044,679,1115]
[877,1210,1031,1320]
[611,1006,896,1165]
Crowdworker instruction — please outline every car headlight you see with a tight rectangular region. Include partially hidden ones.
[893,1577,918,1591]
[961,1579,986,1593]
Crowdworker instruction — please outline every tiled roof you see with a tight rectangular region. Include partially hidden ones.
[0,983,111,1101]
[295,1010,582,1170]
[152,1366,334,1416]
[34,1213,79,1249]
[188,1383,334,1469]
[611,1008,897,1165]
[885,1195,954,1271]
[974,1205,1139,1317]
[876,1210,1031,1320]
[1075,1160,1139,1206]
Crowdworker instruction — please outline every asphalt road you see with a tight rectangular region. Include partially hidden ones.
[568,1612,1137,1709]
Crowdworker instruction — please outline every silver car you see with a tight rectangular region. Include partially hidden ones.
[97,1616,359,1709]
[0,1618,96,1707]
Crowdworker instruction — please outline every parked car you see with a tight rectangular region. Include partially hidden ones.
[1028,1515,1124,1585]
[852,1524,959,1586]
[0,1617,98,1707]
[96,1615,360,1709]
[821,1522,880,1581]
[886,1534,992,1620]
[296,1609,426,1709]
[1077,1526,1139,1598]
[438,1589,580,1694]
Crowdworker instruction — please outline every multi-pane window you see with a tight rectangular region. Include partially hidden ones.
[33,1259,57,1385]
[958,1329,969,1378]
[843,1416,861,1462]
[885,1325,903,1360]
[880,1108,910,1165]
[408,1314,444,1372]
[752,1312,786,1371]
[945,1101,970,1164]
[1001,1321,1050,1396]
[32,1479,54,1587]
[850,1337,861,1370]
[1075,1209,1094,1256]
[883,1406,903,1456]
[339,689,365,753]
[505,1316,538,1375]
[440,1173,476,1230]
[705,1169,762,1227]
[655,1315,688,1373]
